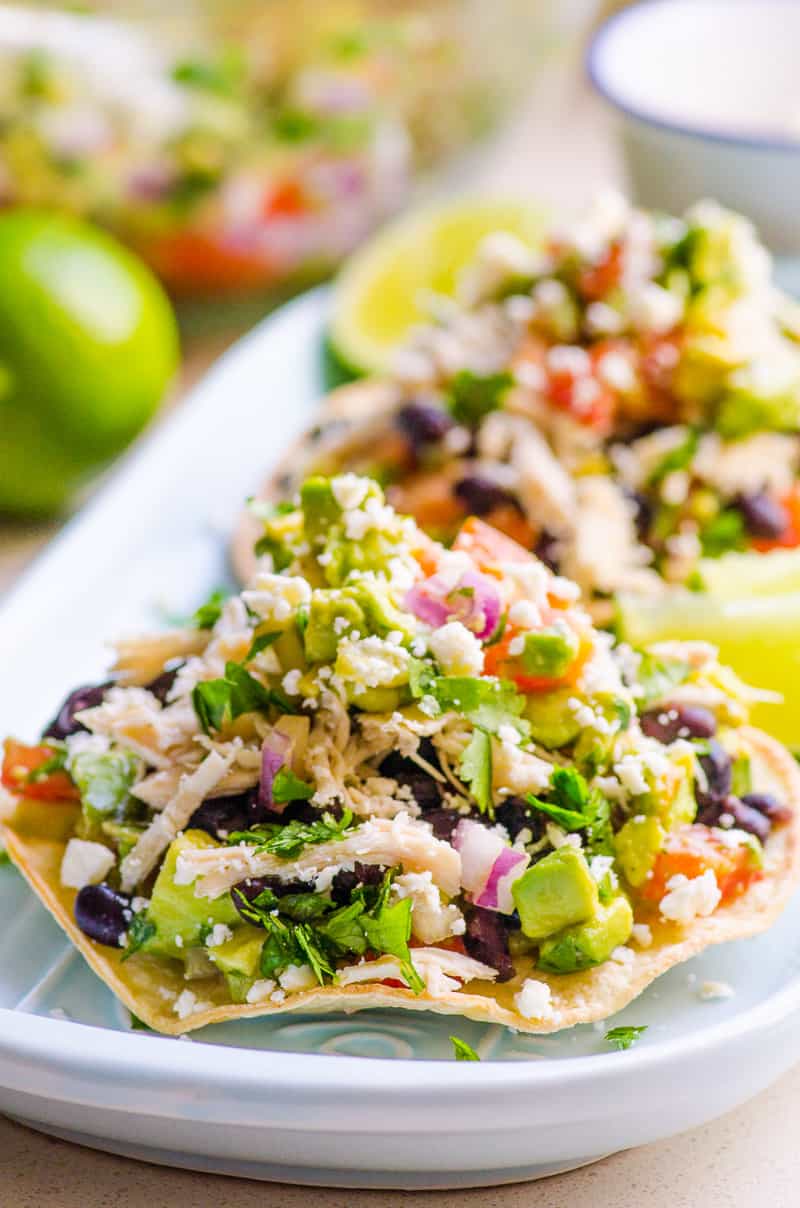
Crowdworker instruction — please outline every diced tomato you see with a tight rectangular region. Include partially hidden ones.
[483,624,591,693]
[482,505,537,551]
[452,516,534,577]
[410,935,467,956]
[640,824,762,905]
[547,366,616,433]
[1,739,79,802]
[380,978,408,989]
[139,230,278,295]
[387,467,466,540]
[262,179,307,219]
[751,489,800,552]
[577,241,623,301]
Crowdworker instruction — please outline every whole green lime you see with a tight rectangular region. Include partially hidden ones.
[0,210,179,516]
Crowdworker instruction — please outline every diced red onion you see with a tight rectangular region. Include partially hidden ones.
[453,818,528,915]
[258,731,292,813]
[405,570,502,640]
[474,846,529,914]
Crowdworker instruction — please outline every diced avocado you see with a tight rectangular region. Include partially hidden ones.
[348,684,412,712]
[305,590,365,663]
[207,924,265,1003]
[301,477,341,545]
[355,582,415,643]
[637,748,697,832]
[512,847,599,941]
[321,529,403,588]
[538,894,634,974]
[715,384,800,440]
[731,753,752,797]
[519,625,579,680]
[522,688,582,749]
[272,624,307,671]
[101,820,145,859]
[615,814,665,887]
[256,508,304,572]
[144,830,240,960]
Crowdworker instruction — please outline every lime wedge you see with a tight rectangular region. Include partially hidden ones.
[618,589,800,746]
[329,199,547,378]
[698,549,800,599]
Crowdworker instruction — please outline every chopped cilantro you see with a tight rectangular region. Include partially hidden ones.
[432,676,529,738]
[192,661,285,733]
[190,587,231,630]
[459,728,493,814]
[244,630,281,663]
[121,912,155,962]
[0,844,9,867]
[128,1012,153,1031]
[604,1025,647,1051]
[226,809,355,858]
[647,428,697,486]
[699,508,745,557]
[447,369,513,425]
[409,657,438,702]
[271,768,315,804]
[527,768,613,854]
[450,1035,480,1061]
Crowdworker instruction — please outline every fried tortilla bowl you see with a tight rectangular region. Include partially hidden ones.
[3,727,798,1037]
[232,380,401,586]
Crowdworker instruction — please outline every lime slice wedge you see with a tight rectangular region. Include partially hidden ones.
[328,198,546,379]
[698,549,800,599]
[618,589,800,746]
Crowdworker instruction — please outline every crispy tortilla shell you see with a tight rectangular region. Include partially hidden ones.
[231,379,401,585]
[3,728,799,1036]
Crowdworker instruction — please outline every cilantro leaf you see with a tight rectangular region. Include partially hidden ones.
[409,657,437,702]
[68,749,139,824]
[121,912,155,962]
[604,1025,647,1051]
[318,900,369,954]
[244,630,281,663]
[227,809,355,859]
[432,676,529,738]
[192,661,279,733]
[190,587,231,630]
[448,369,513,425]
[647,428,697,486]
[450,1035,480,1061]
[271,768,315,804]
[699,508,745,557]
[526,767,613,854]
[525,795,587,831]
[459,728,493,814]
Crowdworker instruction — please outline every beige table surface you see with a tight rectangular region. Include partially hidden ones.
[1,51,798,1208]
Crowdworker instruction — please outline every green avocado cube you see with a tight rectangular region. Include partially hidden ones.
[537,894,634,974]
[301,477,341,544]
[519,625,579,679]
[145,830,240,960]
[512,847,599,941]
[615,814,665,887]
[304,590,366,663]
[522,688,582,749]
[207,924,265,1002]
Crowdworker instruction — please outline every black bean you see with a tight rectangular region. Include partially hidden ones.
[627,489,653,542]
[533,529,560,571]
[495,796,545,843]
[696,740,732,808]
[716,796,772,842]
[74,883,132,948]
[453,474,519,517]
[463,907,514,982]
[43,681,114,741]
[735,491,789,539]
[641,703,717,744]
[146,664,183,705]
[378,744,443,813]
[188,789,262,838]
[741,792,793,824]
[423,808,463,841]
[396,401,454,450]
[330,862,387,906]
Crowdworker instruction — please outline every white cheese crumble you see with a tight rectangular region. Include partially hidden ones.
[698,980,735,1001]
[610,945,634,966]
[242,572,311,625]
[278,964,317,993]
[204,923,233,948]
[659,870,721,924]
[613,754,652,797]
[331,473,368,511]
[630,923,653,948]
[60,839,115,891]
[281,668,302,696]
[429,621,484,677]
[173,989,209,1020]
[245,978,277,1004]
[343,495,397,541]
[508,600,542,629]
[391,870,465,944]
[514,978,553,1020]
[337,634,410,690]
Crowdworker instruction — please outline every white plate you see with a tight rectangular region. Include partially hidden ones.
[2,289,800,1188]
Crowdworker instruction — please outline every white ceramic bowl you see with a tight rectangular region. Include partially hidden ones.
[588,0,800,253]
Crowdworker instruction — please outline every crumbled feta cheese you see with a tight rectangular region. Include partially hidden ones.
[613,754,651,797]
[333,615,349,635]
[60,839,115,891]
[337,634,410,690]
[282,668,302,696]
[343,494,397,541]
[173,989,208,1020]
[174,934,184,949]
[278,964,317,993]
[585,301,624,336]
[242,573,311,625]
[429,621,484,677]
[610,945,634,966]
[497,724,521,746]
[508,600,542,629]
[331,473,368,511]
[547,344,591,376]
[270,988,287,1004]
[659,870,721,924]
[630,923,653,948]
[204,923,233,948]
[628,282,683,334]
[507,635,525,657]
[245,978,277,1004]
[698,980,735,1001]
[514,978,553,1020]
[546,823,582,850]
[392,870,464,944]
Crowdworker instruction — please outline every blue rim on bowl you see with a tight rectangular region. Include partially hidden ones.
[586,0,800,154]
